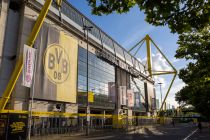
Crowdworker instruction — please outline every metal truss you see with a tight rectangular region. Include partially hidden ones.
[128,35,177,114]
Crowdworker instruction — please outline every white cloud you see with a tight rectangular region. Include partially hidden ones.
[172,58,181,63]
[152,53,173,72]
[170,79,185,93]
[156,78,185,108]
[140,53,173,73]
[154,76,166,88]
[165,80,185,108]
[137,57,147,66]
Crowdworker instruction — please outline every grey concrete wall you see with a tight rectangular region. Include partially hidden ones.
[0,0,10,95]
[0,0,9,67]
[0,0,24,103]
[0,9,20,96]
[115,68,129,116]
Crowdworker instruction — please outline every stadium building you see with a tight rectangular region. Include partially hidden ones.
[0,0,157,138]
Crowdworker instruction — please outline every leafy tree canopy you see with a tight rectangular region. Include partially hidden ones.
[175,26,210,117]
[87,0,210,34]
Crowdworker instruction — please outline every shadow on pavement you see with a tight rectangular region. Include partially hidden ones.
[31,124,210,140]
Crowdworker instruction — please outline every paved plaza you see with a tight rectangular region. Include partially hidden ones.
[31,123,210,140]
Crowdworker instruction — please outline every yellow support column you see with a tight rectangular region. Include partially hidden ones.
[0,0,53,110]
[145,35,152,77]
[56,0,62,6]
[159,73,177,111]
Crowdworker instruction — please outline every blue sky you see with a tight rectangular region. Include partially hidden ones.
[68,0,186,107]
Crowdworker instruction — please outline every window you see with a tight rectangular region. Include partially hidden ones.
[124,51,133,66]
[101,33,115,53]
[114,43,125,61]
[130,76,145,105]
[77,47,116,103]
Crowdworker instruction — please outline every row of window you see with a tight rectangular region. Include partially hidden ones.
[78,61,114,82]
[77,47,115,100]
[78,47,115,75]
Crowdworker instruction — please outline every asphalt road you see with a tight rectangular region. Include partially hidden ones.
[70,124,210,140]
[32,123,210,140]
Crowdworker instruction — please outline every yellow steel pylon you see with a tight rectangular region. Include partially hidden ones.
[128,35,177,114]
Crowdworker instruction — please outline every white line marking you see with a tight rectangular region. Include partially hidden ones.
[183,128,198,140]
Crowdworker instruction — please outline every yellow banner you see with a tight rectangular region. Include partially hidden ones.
[88,91,94,103]
[34,25,78,103]
[56,32,78,103]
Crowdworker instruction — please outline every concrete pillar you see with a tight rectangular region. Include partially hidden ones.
[0,0,10,67]
[102,110,105,128]
[113,67,129,128]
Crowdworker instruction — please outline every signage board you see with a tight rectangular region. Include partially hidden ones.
[96,50,144,77]
[127,89,134,107]
[119,86,127,106]
[108,82,116,102]
[151,98,156,110]
[134,92,140,107]
[0,113,28,140]
[33,25,78,103]
[22,45,36,88]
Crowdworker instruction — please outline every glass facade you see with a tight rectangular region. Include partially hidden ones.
[130,76,146,111]
[77,47,116,107]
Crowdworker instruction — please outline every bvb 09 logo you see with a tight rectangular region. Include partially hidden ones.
[43,44,70,84]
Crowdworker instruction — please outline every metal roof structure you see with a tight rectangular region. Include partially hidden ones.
[39,0,149,76]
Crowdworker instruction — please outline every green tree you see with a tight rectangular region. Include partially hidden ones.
[87,0,210,33]
[175,26,210,117]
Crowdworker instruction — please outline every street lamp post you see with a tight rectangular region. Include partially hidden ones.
[158,82,163,109]
[83,25,93,136]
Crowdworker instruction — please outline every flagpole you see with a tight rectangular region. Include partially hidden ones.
[28,50,37,140]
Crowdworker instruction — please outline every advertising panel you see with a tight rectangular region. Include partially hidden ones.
[134,92,140,107]
[119,86,126,105]
[127,89,134,107]
[147,83,155,109]
[151,98,156,110]
[108,82,115,102]
[22,45,36,88]
[7,113,27,140]
[33,24,78,103]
